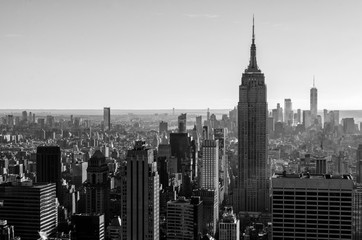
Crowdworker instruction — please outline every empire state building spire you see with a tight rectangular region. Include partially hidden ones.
[247,16,260,72]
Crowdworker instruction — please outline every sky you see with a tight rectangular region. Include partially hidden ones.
[1,0,361,110]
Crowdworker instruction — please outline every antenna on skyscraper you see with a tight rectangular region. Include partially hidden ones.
[313,75,315,88]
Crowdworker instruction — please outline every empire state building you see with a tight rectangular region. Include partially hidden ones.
[234,18,269,214]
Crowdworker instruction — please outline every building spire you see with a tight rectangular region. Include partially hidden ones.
[252,15,255,44]
[247,15,259,72]
[313,75,315,88]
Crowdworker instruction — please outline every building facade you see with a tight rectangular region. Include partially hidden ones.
[272,174,353,239]
[0,182,57,240]
[125,141,159,240]
[235,18,269,214]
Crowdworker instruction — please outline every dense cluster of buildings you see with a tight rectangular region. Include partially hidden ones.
[1,19,362,240]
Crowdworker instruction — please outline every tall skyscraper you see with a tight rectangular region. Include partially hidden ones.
[84,150,110,224]
[125,141,159,240]
[201,139,219,190]
[0,182,57,240]
[178,113,187,133]
[310,78,318,121]
[284,98,293,125]
[103,107,111,131]
[36,146,62,203]
[235,18,269,214]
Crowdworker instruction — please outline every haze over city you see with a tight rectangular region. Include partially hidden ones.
[1,0,361,110]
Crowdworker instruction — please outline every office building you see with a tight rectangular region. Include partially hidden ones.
[36,146,62,203]
[178,113,187,133]
[84,150,109,224]
[342,118,355,134]
[196,116,203,136]
[0,182,57,240]
[235,18,269,213]
[193,188,218,235]
[159,121,168,135]
[219,207,240,240]
[71,214,104,240]
[201,139,219,190]
[125,141,159,240]
[272,173,353,239]
[310,79,318,121]
[166,196,203,240]
[284,99,293,125]
[303,110,312,129]
[103,107,111,131]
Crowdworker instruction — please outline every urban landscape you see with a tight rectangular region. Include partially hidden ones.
[1,1,362,240]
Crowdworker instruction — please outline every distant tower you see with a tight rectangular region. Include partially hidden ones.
[284,99,292,125]
[103,107,111,131]
[36,146,62,204]
[310,77,318,121]
[178,113,187,133]
[125,141,159,240]
[84,150,110,224]
[235,17,269,213]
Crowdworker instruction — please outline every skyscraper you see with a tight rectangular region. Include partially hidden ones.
[201,140,219,190]
[310,78,318,122]
[36,146,62,203]
[103,107,111,131]
[235,18,269,214]
[125,141,159,240]
[178,113,187,133]
[84,150,110,224]
[284,98,293,125]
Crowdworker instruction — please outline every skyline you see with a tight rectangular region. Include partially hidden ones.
[1,0,362,110]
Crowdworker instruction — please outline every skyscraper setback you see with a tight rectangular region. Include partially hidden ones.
[234,18,269,214]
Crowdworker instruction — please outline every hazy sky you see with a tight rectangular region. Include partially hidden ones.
[1,0,361,110]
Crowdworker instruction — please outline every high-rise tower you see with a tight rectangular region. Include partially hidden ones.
[124,141,159,240]
[310,77,318,122]
[103,107,111,131]
[235,17,269,214]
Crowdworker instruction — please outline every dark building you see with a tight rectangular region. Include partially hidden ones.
[170,133,194,197]
[71,214,104,240]
[36,146,62,204]
[124,141,159,240]
[84,150,110,225]
[0,182,57,240]
[193,188,218,235]
[234,18,269,214]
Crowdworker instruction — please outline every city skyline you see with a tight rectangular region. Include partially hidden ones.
[1,0,362,110]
